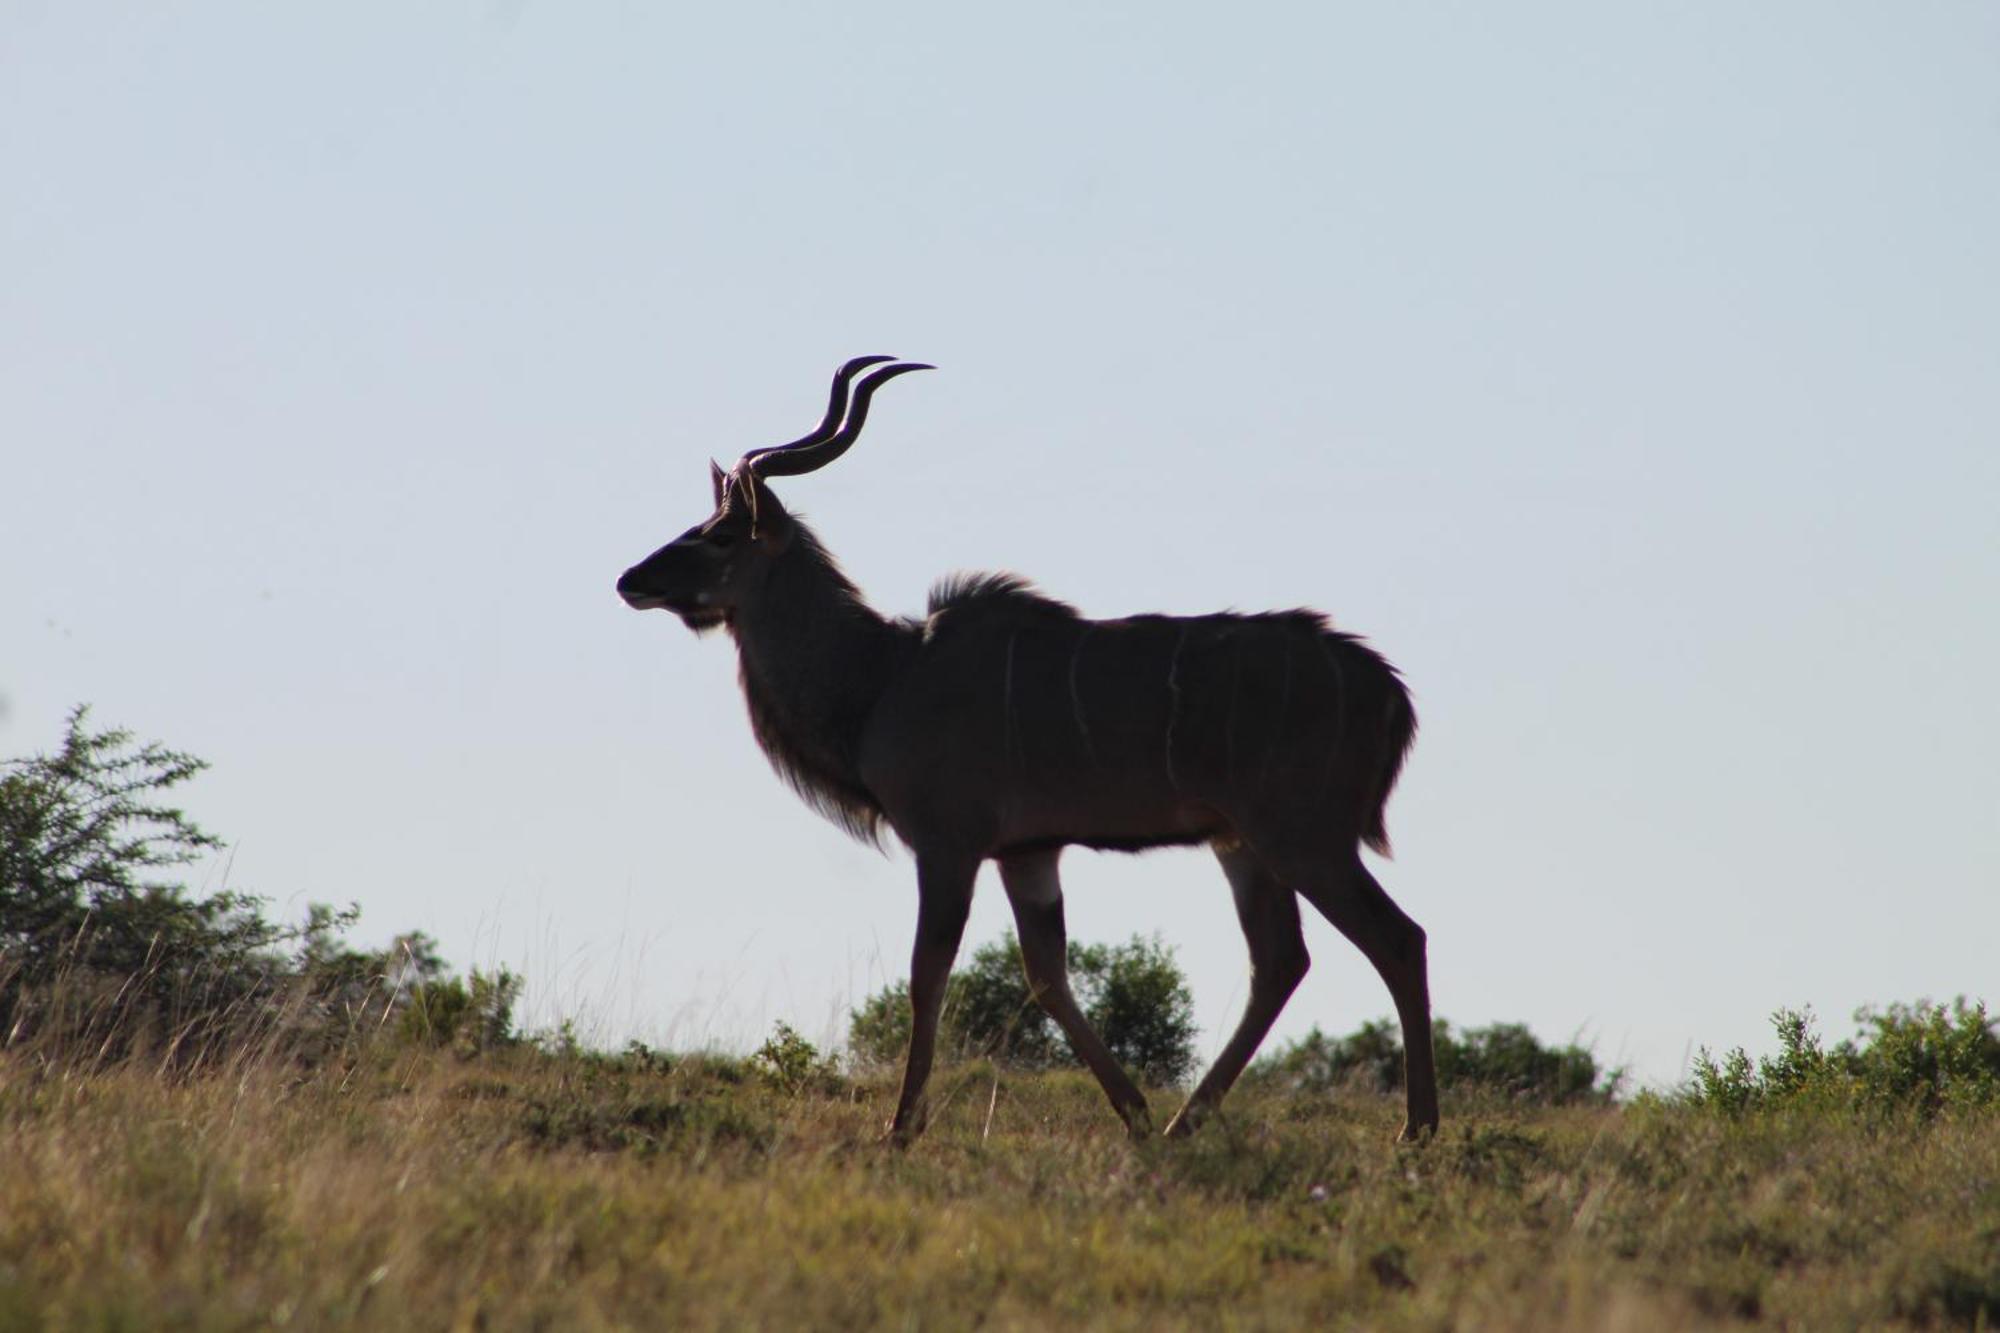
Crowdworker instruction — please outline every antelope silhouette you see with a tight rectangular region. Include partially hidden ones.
[617,357,1435,1143]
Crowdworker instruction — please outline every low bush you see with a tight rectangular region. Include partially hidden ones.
[848,932,1198,1085]
[1689,1000,1998,1117]
[1251,1016,1623,1105]
[0,706,515,1067]
[750,1021,843,1095]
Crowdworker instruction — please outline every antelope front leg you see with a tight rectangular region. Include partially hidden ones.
[997,849,1153,1137]
[887,853,977,1145]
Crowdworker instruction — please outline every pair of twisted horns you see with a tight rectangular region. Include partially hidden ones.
[736,355,933,481]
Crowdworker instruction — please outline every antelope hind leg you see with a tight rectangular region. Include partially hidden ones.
[1286,852,1439,1142]
[1162,841,1310,1138]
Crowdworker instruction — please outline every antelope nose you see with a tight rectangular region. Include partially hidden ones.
[616,568,652,607]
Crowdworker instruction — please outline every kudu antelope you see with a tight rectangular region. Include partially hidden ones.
[616,357,1437,1144]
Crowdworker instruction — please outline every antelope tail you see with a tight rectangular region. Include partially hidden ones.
[1362,679,1418,858]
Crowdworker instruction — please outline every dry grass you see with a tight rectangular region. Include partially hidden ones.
[2,1043,1996,1331]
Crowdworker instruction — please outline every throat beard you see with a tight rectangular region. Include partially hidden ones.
[679,607,730,632]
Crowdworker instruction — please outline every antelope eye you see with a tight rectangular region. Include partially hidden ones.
[707,529,738,550]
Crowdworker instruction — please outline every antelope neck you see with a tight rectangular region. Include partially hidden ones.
[727,526,913,784]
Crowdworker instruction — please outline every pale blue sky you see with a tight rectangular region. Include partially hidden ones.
[4,3,1995,1088]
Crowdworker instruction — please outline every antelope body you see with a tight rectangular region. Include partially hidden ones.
[617,358,1438,1142]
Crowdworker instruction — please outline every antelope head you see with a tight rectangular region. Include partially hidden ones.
[615,355,932,632]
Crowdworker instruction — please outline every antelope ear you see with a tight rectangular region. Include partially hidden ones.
[709,459,727,508]
[729,463,762,532]
[732,468,794,550]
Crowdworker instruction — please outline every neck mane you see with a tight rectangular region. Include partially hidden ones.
[728,522,913,844]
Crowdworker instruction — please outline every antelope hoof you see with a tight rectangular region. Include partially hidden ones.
[882,1115,924,1149]
[1118,1102,1155,1140]
[1396,1118,1439,1145]
[1161,1104,1206,1139]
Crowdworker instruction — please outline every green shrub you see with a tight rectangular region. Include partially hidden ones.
[399,961,523,1055]
[1,706,286,1052]
[1252,1017,1621,1105]
[1072,935,1198,1086]
[1,706,516,1064]
[1690,1007,1832,1114]
[749,1021,842,1095]
[1691,1001,1998,1117]
[1848,999,1999,1113]
[1249,1017,1405,1095]
[1689,1044,1761,1116]
[848,931,1198,1086]
[846,979,918,1069]
[1437,1020,1617,1103]
[955,935,1070,1067]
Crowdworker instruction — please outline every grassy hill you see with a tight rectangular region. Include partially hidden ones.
[4,1039,1996,1330]
[5,715,1995,1327]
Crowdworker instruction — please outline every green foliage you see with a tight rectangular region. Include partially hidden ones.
[848,931,1199,1086]
[1252,1017,1621,1105]
[1250,1018,1405,1096]
[398,958,524,1055]
[844,979,918,1069]
[378,928,525,1055]
[950,936,1069,1067]
[749,1021,842,1095]
[1690,1000,1999,1117]
[1689,1044,1760,1116]
[1438,1021,1621,1104]
[1850,998,2000,1112]
[1,707,288,1044]
[0,707,516,1064]
[1690,1006,1858,1114]
[0,707,220,925]
[1073,935,1200,1086]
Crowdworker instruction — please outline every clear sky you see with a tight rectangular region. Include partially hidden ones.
[5,2,1996,1090]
